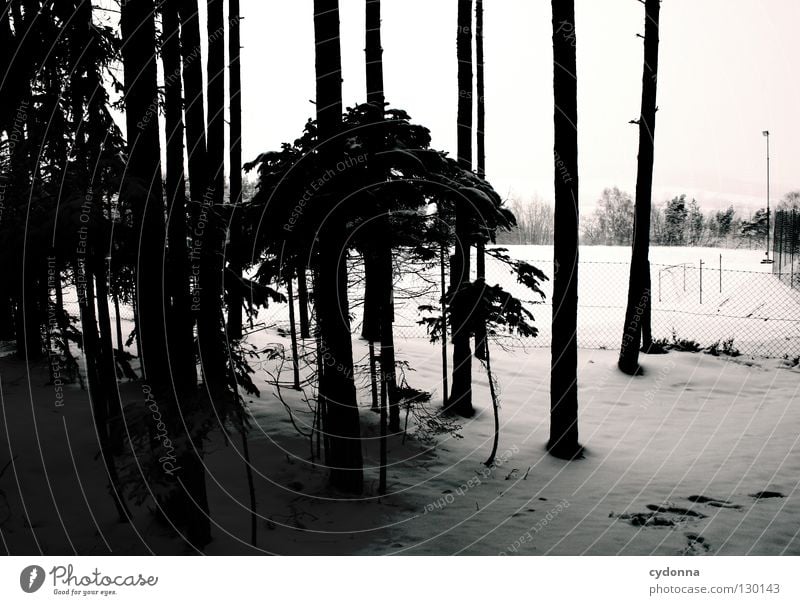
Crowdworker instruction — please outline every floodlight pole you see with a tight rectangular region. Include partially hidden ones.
[764,130,771,260]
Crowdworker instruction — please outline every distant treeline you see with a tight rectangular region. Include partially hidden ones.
[496,187,800,248]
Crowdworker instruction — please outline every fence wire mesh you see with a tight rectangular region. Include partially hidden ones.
[64,248,800,361]
[773,209,800,290]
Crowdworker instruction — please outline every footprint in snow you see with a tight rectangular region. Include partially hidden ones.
[687,495,742,509]
[750,491,784,500]
[682,532,711,555]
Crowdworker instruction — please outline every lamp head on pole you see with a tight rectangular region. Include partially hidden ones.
[763,130,769,137]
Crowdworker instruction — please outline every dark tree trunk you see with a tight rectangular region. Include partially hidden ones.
[53,260,79,383]
[199,0,228,401]
[379,242,399,431]
[364,0,399,432]
[286,275,301,390]
[548,0,582,459]
[619,0,661,375]
[162,0,196,392]
[439,245,449,403]
[120,0,169,389]
[360,0,382,345]
[226,0,244,341]
[361,250,381,342]
[297,267,311,338]
[365,0,384,107]
[94,261,125,454]
[17,268,42,361]
[473,0,488,362]
[446,0,474,417]
[177,0,208,212]
[482,345,499,468]
[113,291,123,351]
[314,0,363,493]
[79,260,129,521]
[121,0,210,548]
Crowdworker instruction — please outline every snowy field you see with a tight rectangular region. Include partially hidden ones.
[243,245,800,358]
[1,327,799,555]
[1,244,798,555]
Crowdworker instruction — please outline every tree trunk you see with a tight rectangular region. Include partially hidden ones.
[379,242,400,432]
[618,0,660,375]
[287,275,301,390]
[473,0,488,362]
[314,0,363,493]
[94,260,125,454]
[482,344,499,468]
[297,267,311,338]
[226,0,244,341]
[364,0,399,432]
[79,260,129,521]
[121,0,210,548]
[199,0,228,401]
[178,0,208,213]
[446,0,474,417]
[548,0,581,459]
[361,250,381,342]
[162,0,196,392]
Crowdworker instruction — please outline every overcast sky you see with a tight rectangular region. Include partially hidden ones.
[226,0,800,212]
[104,0,799,212]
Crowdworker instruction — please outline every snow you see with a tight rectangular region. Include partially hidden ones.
[244,245,800,358]
[1,244,798,555]
[2,327,799,555]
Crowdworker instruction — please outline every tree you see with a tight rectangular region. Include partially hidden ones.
[227,0,244,340]
[687,198,704,245]
[715,205,735,240]
[548,0,582,459]
[664,194,688,245]
[161,0,196,393]
[741,208,769,244]
[618,0,661,375]
[121,0,210,549]
[497,197,554,245]
[363,0,394,492]
[313,0,363,492]
[473,0,488,362]
[446,0,475,418]
[583,187,634,245]
[199,0,229,399]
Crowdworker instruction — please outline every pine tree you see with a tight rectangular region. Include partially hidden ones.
[619,0,662,376]
[313,0,364,493]
[162,0,196,392]
[548,0,582,459]
[227,0,244,341]
[446,0,475,418]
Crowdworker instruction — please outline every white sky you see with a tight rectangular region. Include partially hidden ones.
[232,0,800,212]
[101,0,800,213]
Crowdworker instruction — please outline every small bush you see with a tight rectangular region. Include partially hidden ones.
[705,338,741,358]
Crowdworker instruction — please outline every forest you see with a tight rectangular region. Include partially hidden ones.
[1,0,798,557]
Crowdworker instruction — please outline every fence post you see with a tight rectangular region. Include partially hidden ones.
[719,254,722,293]
[683,263,686,292]
[699,259,703,304]
[439,246,449,403]
[778,216,783,279]
[792,208,796,288]
[658,268,661,302]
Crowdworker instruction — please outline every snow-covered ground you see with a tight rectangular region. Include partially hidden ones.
[2,329,798,555]
[2,244,797,555]
[240,245,800,358]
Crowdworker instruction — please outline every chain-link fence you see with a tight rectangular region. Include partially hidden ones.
[64,248,800,362]
[389,252,800,359]
[773,208,799,290]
